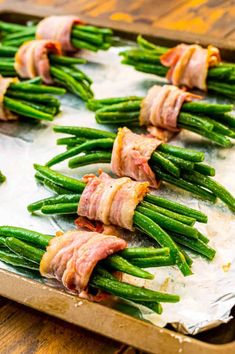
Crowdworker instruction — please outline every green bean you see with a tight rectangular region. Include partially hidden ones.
[198,232,209,244]
[87,96,142,111]
[71,38,99,52]
[213,113,235,129]
[1,26,36,40]
[72,28,103,45]
[158,152,195,171]
[90,274,180,303]
[17,100,58,116]
[171,233,216,260]
[151,151,180,177]
[50,66,92,101]
[0,21,26,32]
[135,301,163,314]
[3,97,54,121]
[0,61,15,71]
[49,54,86,65]
[53,126,116,139]
[144,194,208,223]
[207,66,234,80]
[36,174,76,195]
[57,137,86,146]
[10,83,66,95]
[0,171,6,183]
[97,101,141,113]
[2,36,33,47]
[178,112,214,131]
[0,236,6,246]
[0,226,51,248]
[182,171,235,211]
[41,203,78,215]
[0,249,39,271]
[136,206,198,239]
[179,123,232,148]
[0,45,17,56]
[119,247,170,259]
[6,90,60,106]
[56,65,92,84]
[76,25,113,36]
[207,82,235,99]
[140,201,195,226]
[104,255,154,279]
[203,116,235,138]
[177,246,193,267]
[137,35,168,53]
[158,144,204,162]
[46,138,114,167]
[96,111,140,124]
[133,212,192,276]
[153,166,217,203]
[5,237,44,263]
[182,102,233,115]
[130,256,174,268]
[194,163,215,177]
[28,194,81,213]
[34,164,85,193]
[23,77,42,85]
[69,152,112,168]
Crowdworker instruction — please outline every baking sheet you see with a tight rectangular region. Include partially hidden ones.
[0,41,235,336]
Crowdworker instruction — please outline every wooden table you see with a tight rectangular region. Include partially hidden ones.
[0,296,138,354]
[0,1,234,353]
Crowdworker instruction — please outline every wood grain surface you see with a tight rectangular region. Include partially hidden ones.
[0,296,140,354]
[0,1,235,353]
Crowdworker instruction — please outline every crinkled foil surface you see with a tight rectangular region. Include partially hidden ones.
[0,41,235,335]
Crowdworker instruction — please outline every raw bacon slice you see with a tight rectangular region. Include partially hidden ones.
[36,16,82,52]
[77,172,149,231]
[15,40,62,84]
[160,44,221,91]
[140,84,200,132]
[40,230,126,296]
[111,127,161,188]
[0,76,19,121]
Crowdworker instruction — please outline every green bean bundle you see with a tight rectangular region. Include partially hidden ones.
[120,35,235,100]
[0,225,179,314]
[0,19,113,52]
[27,164,216,277]
[1,78,63,121]
[47,126,235,212]
[86,93,235,148]
[0,45,93,101]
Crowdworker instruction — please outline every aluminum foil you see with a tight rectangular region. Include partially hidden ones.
[0,41,235,335]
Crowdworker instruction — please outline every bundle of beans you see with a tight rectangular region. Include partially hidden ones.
[27,164,216,277]
[48,126,235,212]
[87,85,235,147]
[0,16,113,52]
[0,76,63,121]
[0,226,179,314]
[121,35,235,99]
[0,40,93,101]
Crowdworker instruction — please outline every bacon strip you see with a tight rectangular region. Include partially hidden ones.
[111,127,161,188]
[160,44,221,91]
[40,230,126,297]
[0,76,19,121]
[15,40,62,84]
[140,84,200,133]
[77,172,149,231]
[36,16,82,52]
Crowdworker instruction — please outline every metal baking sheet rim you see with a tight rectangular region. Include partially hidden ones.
[0,268,233,354]
[0,6,234,352]
[1,3,235,61]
